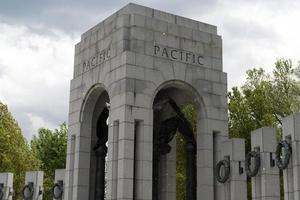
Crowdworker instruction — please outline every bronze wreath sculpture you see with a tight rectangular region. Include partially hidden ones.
[22,183,34,200]
[245,148,261,177]
[275,140,292,170]
[216,158,230,183]
[52,182,64,200]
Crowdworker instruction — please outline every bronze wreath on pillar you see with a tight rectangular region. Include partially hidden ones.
[52,181,64,200]
[245,147,261,177]
[275,139,292,170]
[215,157,230,183]
[22,182,34,200]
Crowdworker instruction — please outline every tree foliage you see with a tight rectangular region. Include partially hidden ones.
[0,101,40,199]
[31,123,67,200]
[229,59,300,151]
[176,104,197,200]
[228,59,300,199]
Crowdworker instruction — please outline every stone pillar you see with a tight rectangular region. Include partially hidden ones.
[211,130,229,200]
[107,103,154,200]
[54,169,65,200]
[250,127,280,200]
[54,169,65,186]
[115,106,135,200]
[197,118,216,200]
[64,134,76,200]
[106,120,119,200]
[0,173,13,200]
[282,113,300,200]
[133,114,153,200]
[24,171,44,200]
[220,138,247,200]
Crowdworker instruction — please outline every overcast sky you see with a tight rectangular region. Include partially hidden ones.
[0,0,299,140]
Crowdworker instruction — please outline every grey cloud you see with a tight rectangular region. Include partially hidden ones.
[1,0,299,139]
[0,0,218,33]
[6,86,70,138]
[0,22,74,139]
[143,0,217,14]
[9,108,65,138]
[0,0,124,33]
[222,18,279,41]
[0,64,5,78]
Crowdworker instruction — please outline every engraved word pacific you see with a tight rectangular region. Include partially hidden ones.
[154,45,204,66]
[82,47,111,73]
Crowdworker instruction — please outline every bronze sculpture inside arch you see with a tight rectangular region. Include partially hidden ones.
[93,107,109,200]
[153,98,196,200]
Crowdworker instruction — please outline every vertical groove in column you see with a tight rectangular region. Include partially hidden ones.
[213,131,218,200]
[134,120,144,199]
[69,135,76,200]
[112,120,119,200]
[133,120,139,200]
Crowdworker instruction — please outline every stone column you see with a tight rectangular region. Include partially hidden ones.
[130,107,154,200]
[197,118,216,200]
[251,127,280,200]
[220,138,247,200]
[54,169,65,200]
[115,106,135,200]
[24,171,44,200]
[107,102,154,200]
[64,133,76,200]
[133,119,153,200]
[0,173,13,200]
[282,113,300,200]
[106,120,120,200]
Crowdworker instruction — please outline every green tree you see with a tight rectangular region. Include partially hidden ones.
[176,104,197,200]
[0,101,40,200]
[31,123,67,200]
[228,59,300,199]
[229,59,300,151]
[228,68,276,151]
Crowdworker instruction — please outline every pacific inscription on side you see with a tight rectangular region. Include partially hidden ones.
[154,45,204,66]
[79,44,204,77]
[81,46,111,74]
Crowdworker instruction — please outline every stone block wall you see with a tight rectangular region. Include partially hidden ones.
[66,3,239,200]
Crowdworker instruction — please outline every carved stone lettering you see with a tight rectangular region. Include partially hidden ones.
[80,46,111,75]
[154,44,204,66]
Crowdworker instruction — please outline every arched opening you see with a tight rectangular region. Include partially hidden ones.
[79,84,110,200]
[152,82,203,200]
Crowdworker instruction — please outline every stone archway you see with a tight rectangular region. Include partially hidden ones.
[152,81,206,200]
[65,4,239,200]
[79,84,110,200]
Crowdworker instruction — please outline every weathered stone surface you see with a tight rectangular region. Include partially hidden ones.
[0,173,13,200]
[251,128,280,200]
[24,171,44,200]
[65,3,236,200]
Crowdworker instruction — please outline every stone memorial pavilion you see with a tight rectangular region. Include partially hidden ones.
[1,3,298,200]
[65,3,246,200]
